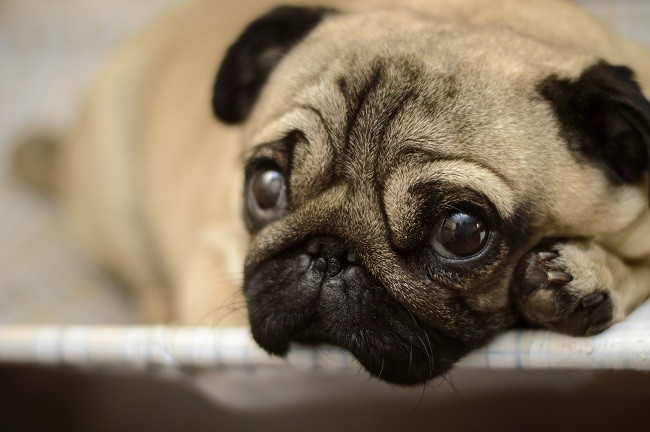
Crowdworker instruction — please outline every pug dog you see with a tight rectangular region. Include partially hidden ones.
[58,0,650,385]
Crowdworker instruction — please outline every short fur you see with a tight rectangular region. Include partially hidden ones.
[61,0,650,384]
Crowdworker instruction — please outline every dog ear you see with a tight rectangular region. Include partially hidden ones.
[539,61,650,185]
[212,5,334,124]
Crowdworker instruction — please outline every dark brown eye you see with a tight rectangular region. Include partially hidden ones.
[431,211,488,258]
[247,169,287,225]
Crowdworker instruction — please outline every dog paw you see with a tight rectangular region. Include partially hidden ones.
[512,242,614,336]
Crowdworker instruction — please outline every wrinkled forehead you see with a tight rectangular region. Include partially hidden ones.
[244,46,522,215]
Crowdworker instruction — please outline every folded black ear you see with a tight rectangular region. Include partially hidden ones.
[212,5,334,124]
[539,61,650,185]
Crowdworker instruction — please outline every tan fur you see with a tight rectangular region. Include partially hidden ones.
[62,0,650,328]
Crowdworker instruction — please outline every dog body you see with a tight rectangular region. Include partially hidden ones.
[62,0,650,383]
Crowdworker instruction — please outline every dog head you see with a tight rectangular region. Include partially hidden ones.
[213,5,650,384]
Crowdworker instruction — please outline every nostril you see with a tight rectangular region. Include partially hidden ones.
[305,237,355,264]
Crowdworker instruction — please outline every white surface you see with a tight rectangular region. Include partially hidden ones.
[2,298,650,372]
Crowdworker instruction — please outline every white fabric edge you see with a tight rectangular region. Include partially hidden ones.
[1,320,649,372]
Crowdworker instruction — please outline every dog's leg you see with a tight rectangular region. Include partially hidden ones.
[511,239,650,336]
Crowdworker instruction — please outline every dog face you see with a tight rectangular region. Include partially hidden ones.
[213,6,650,384]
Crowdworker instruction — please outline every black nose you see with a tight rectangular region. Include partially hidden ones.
[305,236,360,266]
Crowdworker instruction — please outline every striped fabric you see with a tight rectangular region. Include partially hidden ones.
[2,300,650,372]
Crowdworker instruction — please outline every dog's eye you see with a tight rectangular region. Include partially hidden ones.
[431,211,487,258]
[247,168,287,224]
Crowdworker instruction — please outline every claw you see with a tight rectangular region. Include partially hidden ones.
[538,251,559,263]
[580,292,605,308]
[547,271,572,284]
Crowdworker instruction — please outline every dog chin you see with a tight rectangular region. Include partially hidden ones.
[243,236,475,385]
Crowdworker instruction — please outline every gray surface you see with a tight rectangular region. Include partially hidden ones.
[0,0,649,324]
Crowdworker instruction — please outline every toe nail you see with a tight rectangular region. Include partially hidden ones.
[547,271,572,284]
[538,251,559,263]
[581,293,605,308]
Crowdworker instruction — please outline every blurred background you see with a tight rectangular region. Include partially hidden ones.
[1,0,650,431]
[0,0,194,325]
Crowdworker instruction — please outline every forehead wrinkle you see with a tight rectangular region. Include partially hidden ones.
[291,104,339,187]
[245,103,338,176]
[288,55,431,190]
[296,103,336,147]
[338,60,423,184]
[245,140,290,163]
[396,144,516,192]
[337,63,384,180]
[386,158,516,218]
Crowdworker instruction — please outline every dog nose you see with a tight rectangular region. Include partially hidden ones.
[305,237,359,265]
